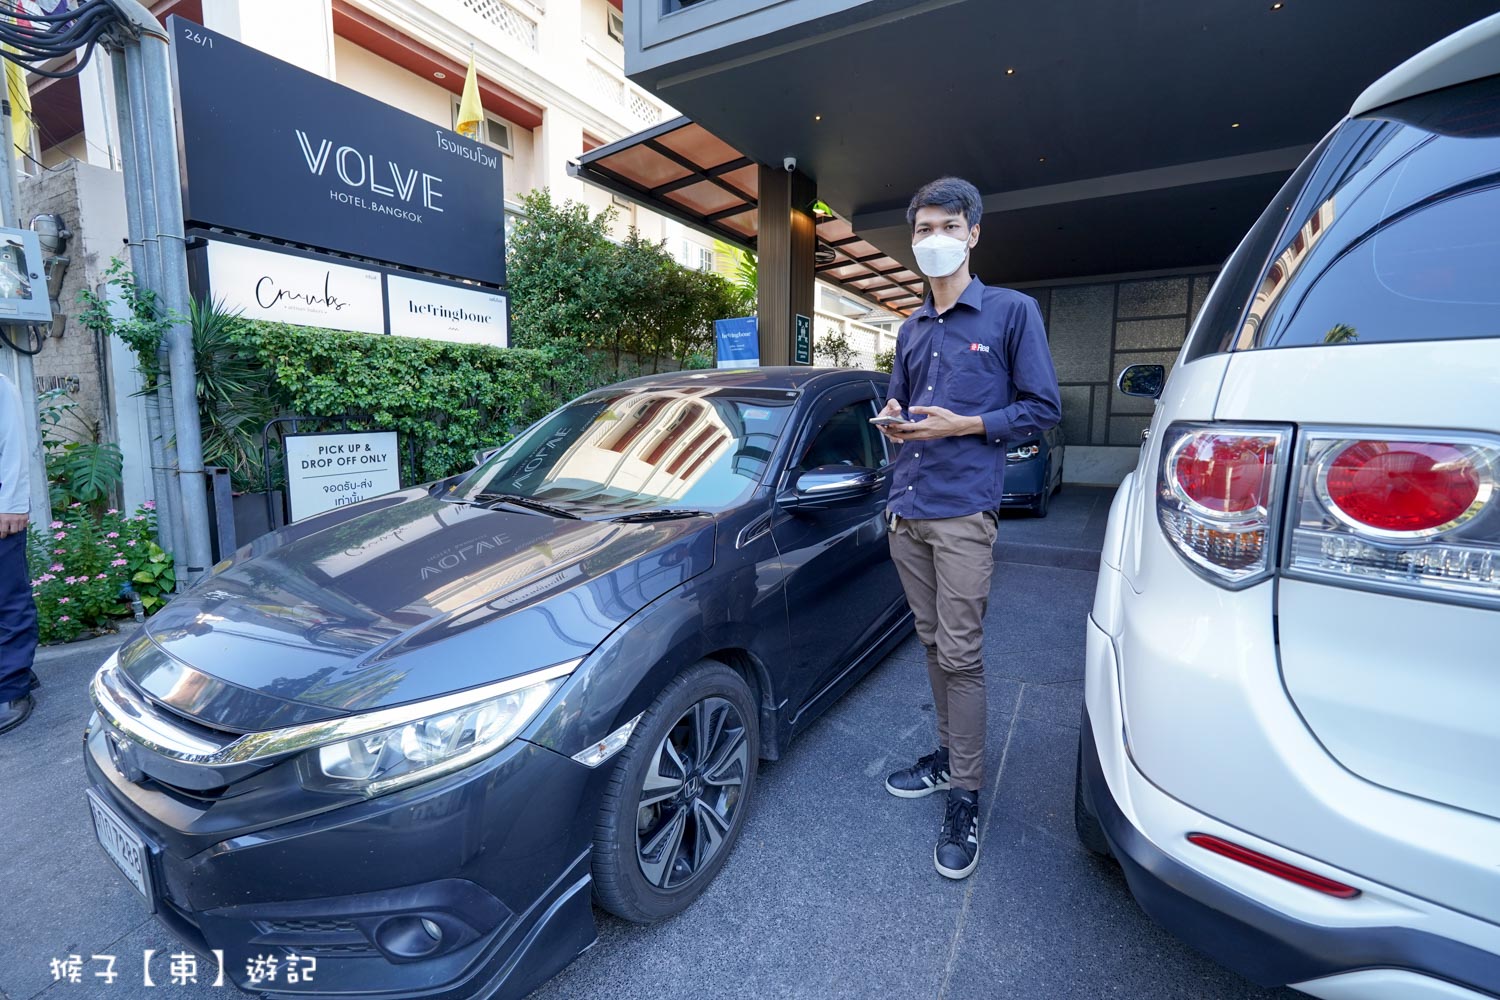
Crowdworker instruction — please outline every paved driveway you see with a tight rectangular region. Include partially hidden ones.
[0,490,1297,1000]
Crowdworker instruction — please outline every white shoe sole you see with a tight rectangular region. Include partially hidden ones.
[885,778,950,798]
[934,843,979,880]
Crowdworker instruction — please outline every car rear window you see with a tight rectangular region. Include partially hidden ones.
[1237,75,1500,351]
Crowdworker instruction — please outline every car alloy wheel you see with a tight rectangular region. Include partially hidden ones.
[635,696,749,889]
[591,661,759,923]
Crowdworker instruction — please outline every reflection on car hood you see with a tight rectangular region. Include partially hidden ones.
[121,491,713,729]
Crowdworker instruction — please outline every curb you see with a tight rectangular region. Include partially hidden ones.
[995,541,1101,572]
[34,621,142,665]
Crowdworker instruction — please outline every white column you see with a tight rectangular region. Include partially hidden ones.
[537,106,584,198]
[201,0,337,78]
[76,57,120,170]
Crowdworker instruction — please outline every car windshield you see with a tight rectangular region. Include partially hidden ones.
[454,386,797,514]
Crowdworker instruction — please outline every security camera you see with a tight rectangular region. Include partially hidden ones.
[783,156,797,173]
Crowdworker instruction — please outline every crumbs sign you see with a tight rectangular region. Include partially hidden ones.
[170,16,505,286]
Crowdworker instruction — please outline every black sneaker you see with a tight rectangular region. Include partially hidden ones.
[885,748,950,798]
[935,788,980,880]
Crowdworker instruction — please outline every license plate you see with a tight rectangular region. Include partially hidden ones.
[87,789,154,908]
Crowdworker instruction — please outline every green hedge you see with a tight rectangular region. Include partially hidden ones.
[228,320,605,485]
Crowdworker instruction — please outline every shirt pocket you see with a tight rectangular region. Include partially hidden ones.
[946,347,1007,409]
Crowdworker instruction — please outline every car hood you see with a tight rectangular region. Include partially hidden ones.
[119,492,714,730]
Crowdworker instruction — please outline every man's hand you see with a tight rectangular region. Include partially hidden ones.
[877,398,906,444]
[0,513,28,539]
[890,405,985,441]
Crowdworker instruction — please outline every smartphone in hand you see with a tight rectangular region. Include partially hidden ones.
[869,415,906,427]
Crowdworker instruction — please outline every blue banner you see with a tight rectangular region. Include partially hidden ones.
[715,316,759,368]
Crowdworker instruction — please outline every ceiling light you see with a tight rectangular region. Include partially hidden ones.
[1005,68,1016,75]
[1270,2,1283,8]
[1231,122,1241,128]
[814,115,822,121]
[1038,156,1046,162]
[434,71,446,79]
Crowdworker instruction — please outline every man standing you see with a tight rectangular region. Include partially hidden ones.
[878,177,1061,879]
[0,370,39,734]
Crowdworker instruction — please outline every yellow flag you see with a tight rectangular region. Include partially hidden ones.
[456,49,483,141]
[4,53,30,158]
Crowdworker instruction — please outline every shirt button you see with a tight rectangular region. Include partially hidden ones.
[932,352,938,357]
[938,318,944,324]
[915,453,920,458]
[907,486,913,491]
[927,385,933,391]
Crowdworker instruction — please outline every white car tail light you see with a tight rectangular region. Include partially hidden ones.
[1157,424,1291,587]
[1288,432,1500,607]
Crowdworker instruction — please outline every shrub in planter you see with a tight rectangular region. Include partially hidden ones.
[26,503,174,644]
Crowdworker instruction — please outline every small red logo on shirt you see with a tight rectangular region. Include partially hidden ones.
[970,343,991,353]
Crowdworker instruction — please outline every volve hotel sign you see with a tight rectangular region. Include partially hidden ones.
[170,17,505,286]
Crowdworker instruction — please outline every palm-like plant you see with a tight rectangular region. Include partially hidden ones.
[190,297,277,492]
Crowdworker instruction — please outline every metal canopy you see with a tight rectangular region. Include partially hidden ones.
[571,117,926,313]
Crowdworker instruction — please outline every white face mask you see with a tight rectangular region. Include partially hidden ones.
[912,233,970,279]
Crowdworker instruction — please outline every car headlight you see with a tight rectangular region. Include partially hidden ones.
[91,654,577,793]
[1006,441,1042,462]
[306,667,571,796]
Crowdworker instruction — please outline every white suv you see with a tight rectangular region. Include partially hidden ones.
[1076,14,1500,1000]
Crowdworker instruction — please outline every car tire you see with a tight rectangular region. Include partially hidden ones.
[591,660,760,923]
[1074,731,1113,858]
[1053,461,1064,495]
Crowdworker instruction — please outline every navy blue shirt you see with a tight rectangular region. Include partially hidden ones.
[886,276,1062,519]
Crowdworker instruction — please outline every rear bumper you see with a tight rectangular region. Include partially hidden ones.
[1080,708,1500,997]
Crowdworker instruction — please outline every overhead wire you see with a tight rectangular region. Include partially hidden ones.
[0,1,125,80]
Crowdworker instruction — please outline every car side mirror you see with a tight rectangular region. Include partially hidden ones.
[1117,363,1166,399]
[780,465,882,512]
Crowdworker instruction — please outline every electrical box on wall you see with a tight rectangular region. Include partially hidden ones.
[0,227,53,324]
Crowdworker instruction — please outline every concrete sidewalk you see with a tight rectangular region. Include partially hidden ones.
[0,501,1293,1000]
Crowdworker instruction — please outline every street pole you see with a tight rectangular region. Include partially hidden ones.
[104,2,211,586]
[109,43,180,564]
[0,97,52,528]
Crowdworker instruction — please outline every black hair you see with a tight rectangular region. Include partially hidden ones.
[906,176,982,230]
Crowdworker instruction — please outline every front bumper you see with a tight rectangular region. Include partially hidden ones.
[83,720,599,999]
[1082,614,1500,999]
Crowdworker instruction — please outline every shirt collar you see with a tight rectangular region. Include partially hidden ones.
[916,275,985,318]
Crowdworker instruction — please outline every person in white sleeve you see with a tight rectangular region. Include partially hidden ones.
[0,371,39,734]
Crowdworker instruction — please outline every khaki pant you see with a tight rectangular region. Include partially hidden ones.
[889,511,998,792]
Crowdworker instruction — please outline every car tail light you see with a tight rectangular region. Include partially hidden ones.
[1157,424,1291,587]
[1187,833,1360,899]
[1288,432,1500,607]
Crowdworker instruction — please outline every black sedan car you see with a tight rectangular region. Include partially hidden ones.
[1000,424,1065,517]
[83,368,913,999]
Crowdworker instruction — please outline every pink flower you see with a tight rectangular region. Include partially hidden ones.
[107,509,119,515]
[38,573,55,583]
[52,548,65,555]
[126,540,138,547]
[58,615,70,622]
[111,559,127,567]
[53,531,67,540]
[69,502,81,509]
[49,520,62,529]
[49,563,63,572]
[30,579,39,587]
[96,573,108,581]
[57,597,70,604]
[106,532,119,539]
[64,576,75,584]
[143,500,156,510]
